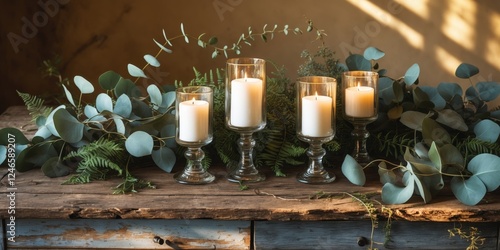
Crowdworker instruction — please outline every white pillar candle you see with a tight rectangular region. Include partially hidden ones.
[230,78,263,127]
[179,99,209,142]
[345,86,375,117]
[302,94,333,137]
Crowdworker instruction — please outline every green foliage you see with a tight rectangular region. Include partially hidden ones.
[373,130,414,157]
[17,91,53,122]
[177,66,320,176]
[448,226,485,250]
[63,137,154,193]
[341,47,500,206]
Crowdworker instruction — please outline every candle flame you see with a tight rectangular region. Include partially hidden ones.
[357,82,361,91]
[314,91,318,100]
[191,97,195,104]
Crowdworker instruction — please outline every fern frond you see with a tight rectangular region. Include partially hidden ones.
[63,137,125,184]
[455,137,500,162]
[373,131,414,158]
[17,91,53,122]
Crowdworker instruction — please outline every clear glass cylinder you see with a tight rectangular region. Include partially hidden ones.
[175,86,213,147]
[342,71,379,122]
[225,58,266,132]
[296,76,337,142]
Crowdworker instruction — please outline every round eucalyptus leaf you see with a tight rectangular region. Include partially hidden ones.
[450,175,486,206]
[341,154,366,186]
[152,146,176,173]
[400,111,427,131]
[387,105,403,120]
[96,94,113,113]
[465,86,479,101]
[381,171,414,204]
[147,84,163,108]
[113,118,125,134]
[125,131,154,157]
[41,157,71,178]
[439,144,464,170]
[53,108,84,144]
[73,75,94,94]
[160,124,177,148]
[161,91,176,109]
[115,78,141,98]
[0,127,30,145]
[492,110,500,120]
[45,105,65,137]
[16,143,58,171]
[406,162,432,203]
[345,54,371,71]
[427,142,442,171]
[455,63,479,79]
[378,77,396,105]
[468,154,500,192]
[403,63,420,86]
[0,145,6,164]
[378,161,397,185]
[414,142,429,159]
[436,109,468,132]
[114,94,132,118]
[437,82,462,101]
[449,95,464,110]
[34,125,52,139]
[127,63,148,78]
[377,68,387,77]
[144,54,160,67]
[419,86,446,110]
[153,38,173,53]
[412,87,430,107]
[131,99,153,118]
[98,70,121,90]
[62,84,75,107]
[422,117,451,146]
[474,119,500,143]
[363,46,385,60]
[208,36,218,45]
[476,82,500,102]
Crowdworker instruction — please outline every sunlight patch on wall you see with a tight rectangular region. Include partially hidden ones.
[435,46,461,77]
[441,0,476,51]
[486,11,500,70]
[396,0,430,20]
[348,0,424,50]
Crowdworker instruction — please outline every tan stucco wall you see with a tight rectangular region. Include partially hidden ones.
[1,0,499,112]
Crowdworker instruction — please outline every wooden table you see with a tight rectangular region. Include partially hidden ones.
[0,106,499,249]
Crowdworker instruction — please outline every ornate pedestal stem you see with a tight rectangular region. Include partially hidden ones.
[351,122,371,166]
[227,132,265,183]
[297,140,335,184]
[174,147,215,184]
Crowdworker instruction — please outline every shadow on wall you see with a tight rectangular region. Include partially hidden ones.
[1,0,499,113]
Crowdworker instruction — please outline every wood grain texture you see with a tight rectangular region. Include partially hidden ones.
[254,221,498,250]
[1,106,500,223]
[8,219,251,249]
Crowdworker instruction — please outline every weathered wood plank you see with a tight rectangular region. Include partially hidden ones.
[2,106,500,222]
[254,221,498,250]
[8,219,250,249]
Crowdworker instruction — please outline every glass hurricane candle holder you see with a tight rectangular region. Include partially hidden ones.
[296,76,337,184]
[174,86,215,184]
[225,58,266,183]
[342,71,379,165]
